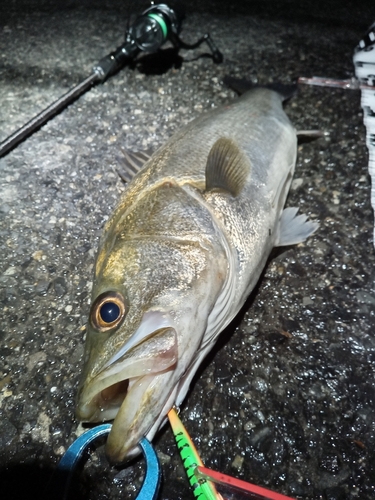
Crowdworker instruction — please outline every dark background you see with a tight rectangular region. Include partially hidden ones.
[1,1,375,499]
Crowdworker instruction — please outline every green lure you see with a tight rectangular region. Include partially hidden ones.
[168,408,221,500]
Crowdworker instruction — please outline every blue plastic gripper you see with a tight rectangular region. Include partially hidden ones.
[51,424,161,499]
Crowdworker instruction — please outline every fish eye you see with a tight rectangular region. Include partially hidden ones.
[100,301,120,323]
[90,291,127,331]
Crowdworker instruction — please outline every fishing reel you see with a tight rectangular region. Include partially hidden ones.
[127,2,184,53]
[0,1,223,157]
[94,1,223,81]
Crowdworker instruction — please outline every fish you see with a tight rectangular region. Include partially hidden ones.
[76,85,318,464]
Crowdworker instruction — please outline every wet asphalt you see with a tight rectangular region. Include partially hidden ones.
[0,1,375,499]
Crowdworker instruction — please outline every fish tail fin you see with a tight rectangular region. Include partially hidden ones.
[275,207,319,246]
[223,76,297,101]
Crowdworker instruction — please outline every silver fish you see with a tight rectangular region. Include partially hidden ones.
[76,87,318,464]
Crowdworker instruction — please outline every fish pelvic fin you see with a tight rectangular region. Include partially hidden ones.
[205,137,251,197]
[275,207,319,246]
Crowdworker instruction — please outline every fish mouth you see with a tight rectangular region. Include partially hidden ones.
[78,378,138,422]
[76,322,178,464]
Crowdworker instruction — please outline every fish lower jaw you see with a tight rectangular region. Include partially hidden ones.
[105,381,179,464]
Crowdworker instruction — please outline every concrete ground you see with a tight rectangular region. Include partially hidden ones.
[0,1,374,499]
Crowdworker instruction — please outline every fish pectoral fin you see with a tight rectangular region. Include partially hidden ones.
[275,207,319,246]
[116,149,153,183]
[205,137,251,197]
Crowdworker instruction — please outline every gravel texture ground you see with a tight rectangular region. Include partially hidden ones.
[1,1,375,499]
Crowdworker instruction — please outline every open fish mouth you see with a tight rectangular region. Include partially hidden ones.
[76,323,178,463]
[79,377,139,422]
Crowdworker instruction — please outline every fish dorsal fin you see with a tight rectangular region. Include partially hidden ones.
[205,137,251,196]
[116,149,153,183]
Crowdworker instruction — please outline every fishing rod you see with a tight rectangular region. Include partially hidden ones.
[0,1,223,158]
